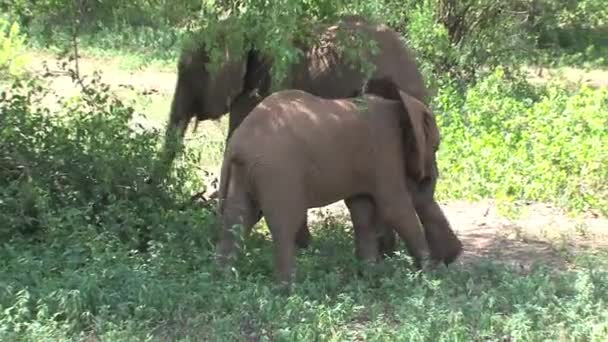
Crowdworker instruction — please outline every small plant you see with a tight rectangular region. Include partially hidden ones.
[0,18,30,78]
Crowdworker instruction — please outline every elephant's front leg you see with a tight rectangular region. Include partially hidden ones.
[345,196,380,262]
[375,190,433,270]
[346,195,396,259]
[188,92,261,208]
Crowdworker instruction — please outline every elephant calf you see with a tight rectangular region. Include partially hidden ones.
[216,87,448,287]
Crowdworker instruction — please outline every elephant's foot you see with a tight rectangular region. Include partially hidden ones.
[214,247,238,280]
[274,279,295,296]
[415,253,442,273]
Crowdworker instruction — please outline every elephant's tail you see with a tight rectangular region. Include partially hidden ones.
[217,151,234,216]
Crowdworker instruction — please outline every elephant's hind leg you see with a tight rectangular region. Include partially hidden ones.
[256,180,307,288]
[263,208,306,289]
[253,211,311,249]
[345,196,380,262]
[216,167,260,270]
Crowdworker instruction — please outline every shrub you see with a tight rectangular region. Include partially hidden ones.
[435,68,608,214]
[0,69,212,243]
[0,68,221,334]
[383,0,534,87]
[0,18,30,78]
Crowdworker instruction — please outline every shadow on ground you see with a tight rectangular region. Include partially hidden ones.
[306,199,608,274]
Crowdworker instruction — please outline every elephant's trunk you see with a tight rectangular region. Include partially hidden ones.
[152,84,193,183]
[415,200,463,265]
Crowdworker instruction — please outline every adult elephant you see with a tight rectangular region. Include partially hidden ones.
[161,15,462,264]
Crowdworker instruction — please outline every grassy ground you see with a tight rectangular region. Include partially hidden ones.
[2,47,608,340]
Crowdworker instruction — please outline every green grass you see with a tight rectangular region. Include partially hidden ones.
[2,223,608,341]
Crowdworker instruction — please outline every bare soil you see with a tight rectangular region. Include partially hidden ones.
[526,66,608,89]
[28,51,177,96]
[306,200,608,272]
[28,52,608,271]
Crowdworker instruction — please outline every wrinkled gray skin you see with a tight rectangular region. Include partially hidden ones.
[217,88,447,287]
[161,15,462,261]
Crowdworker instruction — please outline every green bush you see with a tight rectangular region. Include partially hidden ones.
[4,0,607,75]
[531,0,607,47]
[528,0,608,67]
[187,0,542,89]
[0,18,30,78]
[0,71,211,242]
[1,0,201,31]
[387,0,533,86]
[1,0,541,84]
[0,71,219,335]
[435,68,608,214]
[1,0,197,64]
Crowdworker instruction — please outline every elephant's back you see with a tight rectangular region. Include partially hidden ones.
[289,16,430,104]
[353,23,430,103]
[228,90,323,151]
[229,89,385,207]
[231,89,368,157]
[245,90,359,128]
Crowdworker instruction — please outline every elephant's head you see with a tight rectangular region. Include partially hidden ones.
[161,44,249,166]
[396,89,440,184]
[395,89,463,264]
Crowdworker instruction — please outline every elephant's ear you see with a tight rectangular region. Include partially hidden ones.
[243,49,273,95]
[397,90,440,181]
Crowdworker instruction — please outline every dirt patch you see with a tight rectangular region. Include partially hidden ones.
[443,200,607,271]
[27,51,177,97]
[526,66,608,89]
[24,51,177,130]
[307,199,608,272]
